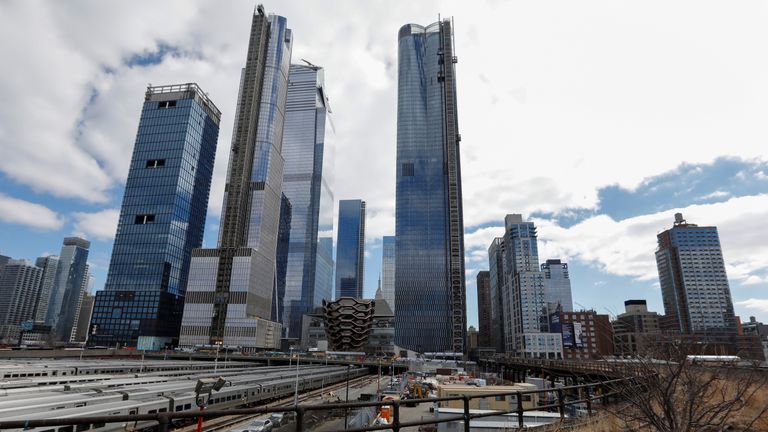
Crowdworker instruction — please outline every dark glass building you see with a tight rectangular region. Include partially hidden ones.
[273,193,292,324]
[395,20,466,354]
[488,238,506,353]
[89,83,220,349]
[476,271,492,348]
[179,8,292,350]
[335,200,366,299]
[278,63,334,340]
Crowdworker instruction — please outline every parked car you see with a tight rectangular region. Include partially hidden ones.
[269,412,296,426]
[231,419,273,432]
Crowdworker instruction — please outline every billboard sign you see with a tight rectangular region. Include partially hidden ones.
[561,323,575,348]
[549,312,561,333]
[573,323,584,348]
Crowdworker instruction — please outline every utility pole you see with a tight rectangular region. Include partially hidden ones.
[344,364,352,429]
[293,353,300,405]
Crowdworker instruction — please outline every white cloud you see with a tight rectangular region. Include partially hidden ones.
[742,275,768,286]
[736,298,768,314]
[0,193,64,230]
[2,0,768,307]
[697,190,730,201]
[72,209,120,241]
[536,194,768,284]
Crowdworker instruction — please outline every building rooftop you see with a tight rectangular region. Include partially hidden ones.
[145,83,222,124]
[438,382,537,391]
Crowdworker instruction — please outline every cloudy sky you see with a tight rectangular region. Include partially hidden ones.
[1,0,767,328]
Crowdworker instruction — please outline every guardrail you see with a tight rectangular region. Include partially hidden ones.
[0,377,637,432]
[491,356,640,376]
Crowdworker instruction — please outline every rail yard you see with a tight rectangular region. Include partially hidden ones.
[0,359,368,431]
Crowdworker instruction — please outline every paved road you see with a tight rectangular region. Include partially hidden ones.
[312,376,392,431]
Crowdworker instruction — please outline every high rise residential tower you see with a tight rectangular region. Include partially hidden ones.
[541,259,574,312]
[500,214,561,357]
[476,271,492,348]
[381,236,395,313]
[655,213,737,334]
[34,255,60,323]
[395,19,466,354]
[0,260,43,336]
[335,199,366,299]
[488,238,506,353]
[46,237,90,342]
[278,63,334,339]
[89,83,220,349]
[179,7,292,350]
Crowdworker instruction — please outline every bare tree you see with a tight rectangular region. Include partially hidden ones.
[602,341,768,432]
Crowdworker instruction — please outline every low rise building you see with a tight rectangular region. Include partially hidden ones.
[613,299,661,356]
[437,382,539,411]
[742,316,768,360]
[551,309,613,360]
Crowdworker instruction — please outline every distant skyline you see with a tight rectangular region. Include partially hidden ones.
[0,1,767,328]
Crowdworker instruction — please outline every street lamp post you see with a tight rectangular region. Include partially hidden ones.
[289,346,293,368]
[344,364,352,429]
[194,377,226,432]
[214,342,222,373]
[293,351,301,405]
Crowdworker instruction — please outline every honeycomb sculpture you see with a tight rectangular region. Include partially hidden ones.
[322,297,375,351]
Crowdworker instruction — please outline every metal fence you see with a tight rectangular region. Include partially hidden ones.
[0,377,635,432]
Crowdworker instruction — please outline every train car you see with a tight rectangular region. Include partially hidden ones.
[0,392,126,417]
[686,355,741,366]
[0,374,109,390]
[0,399,169,432]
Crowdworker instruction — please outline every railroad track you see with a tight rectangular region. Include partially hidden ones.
[175,374,376,432]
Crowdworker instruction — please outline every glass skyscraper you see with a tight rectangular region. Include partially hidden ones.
[488,237,506,353]
[476,270,492,348]
[381,236,395,313]
[656,213,737,334]
[278,63,333,339]
[179,8,291,350]
[335,199,366,299]
[46,237,90,342]
[395,19,466,354]
[89,83,220,348]
[541,259,574,312]
[33,255,59,323]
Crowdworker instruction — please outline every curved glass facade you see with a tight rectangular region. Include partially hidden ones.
[279,64,333,339]
[395,21,466,353]
[179,11,291,350]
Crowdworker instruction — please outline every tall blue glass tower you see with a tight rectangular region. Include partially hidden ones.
[335,200,366,299]
[179,8,292,350]
[90,84,220,348]
[395,19,466,354]
[278,63,333,339]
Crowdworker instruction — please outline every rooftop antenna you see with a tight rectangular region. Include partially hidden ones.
[300,59,320,70]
